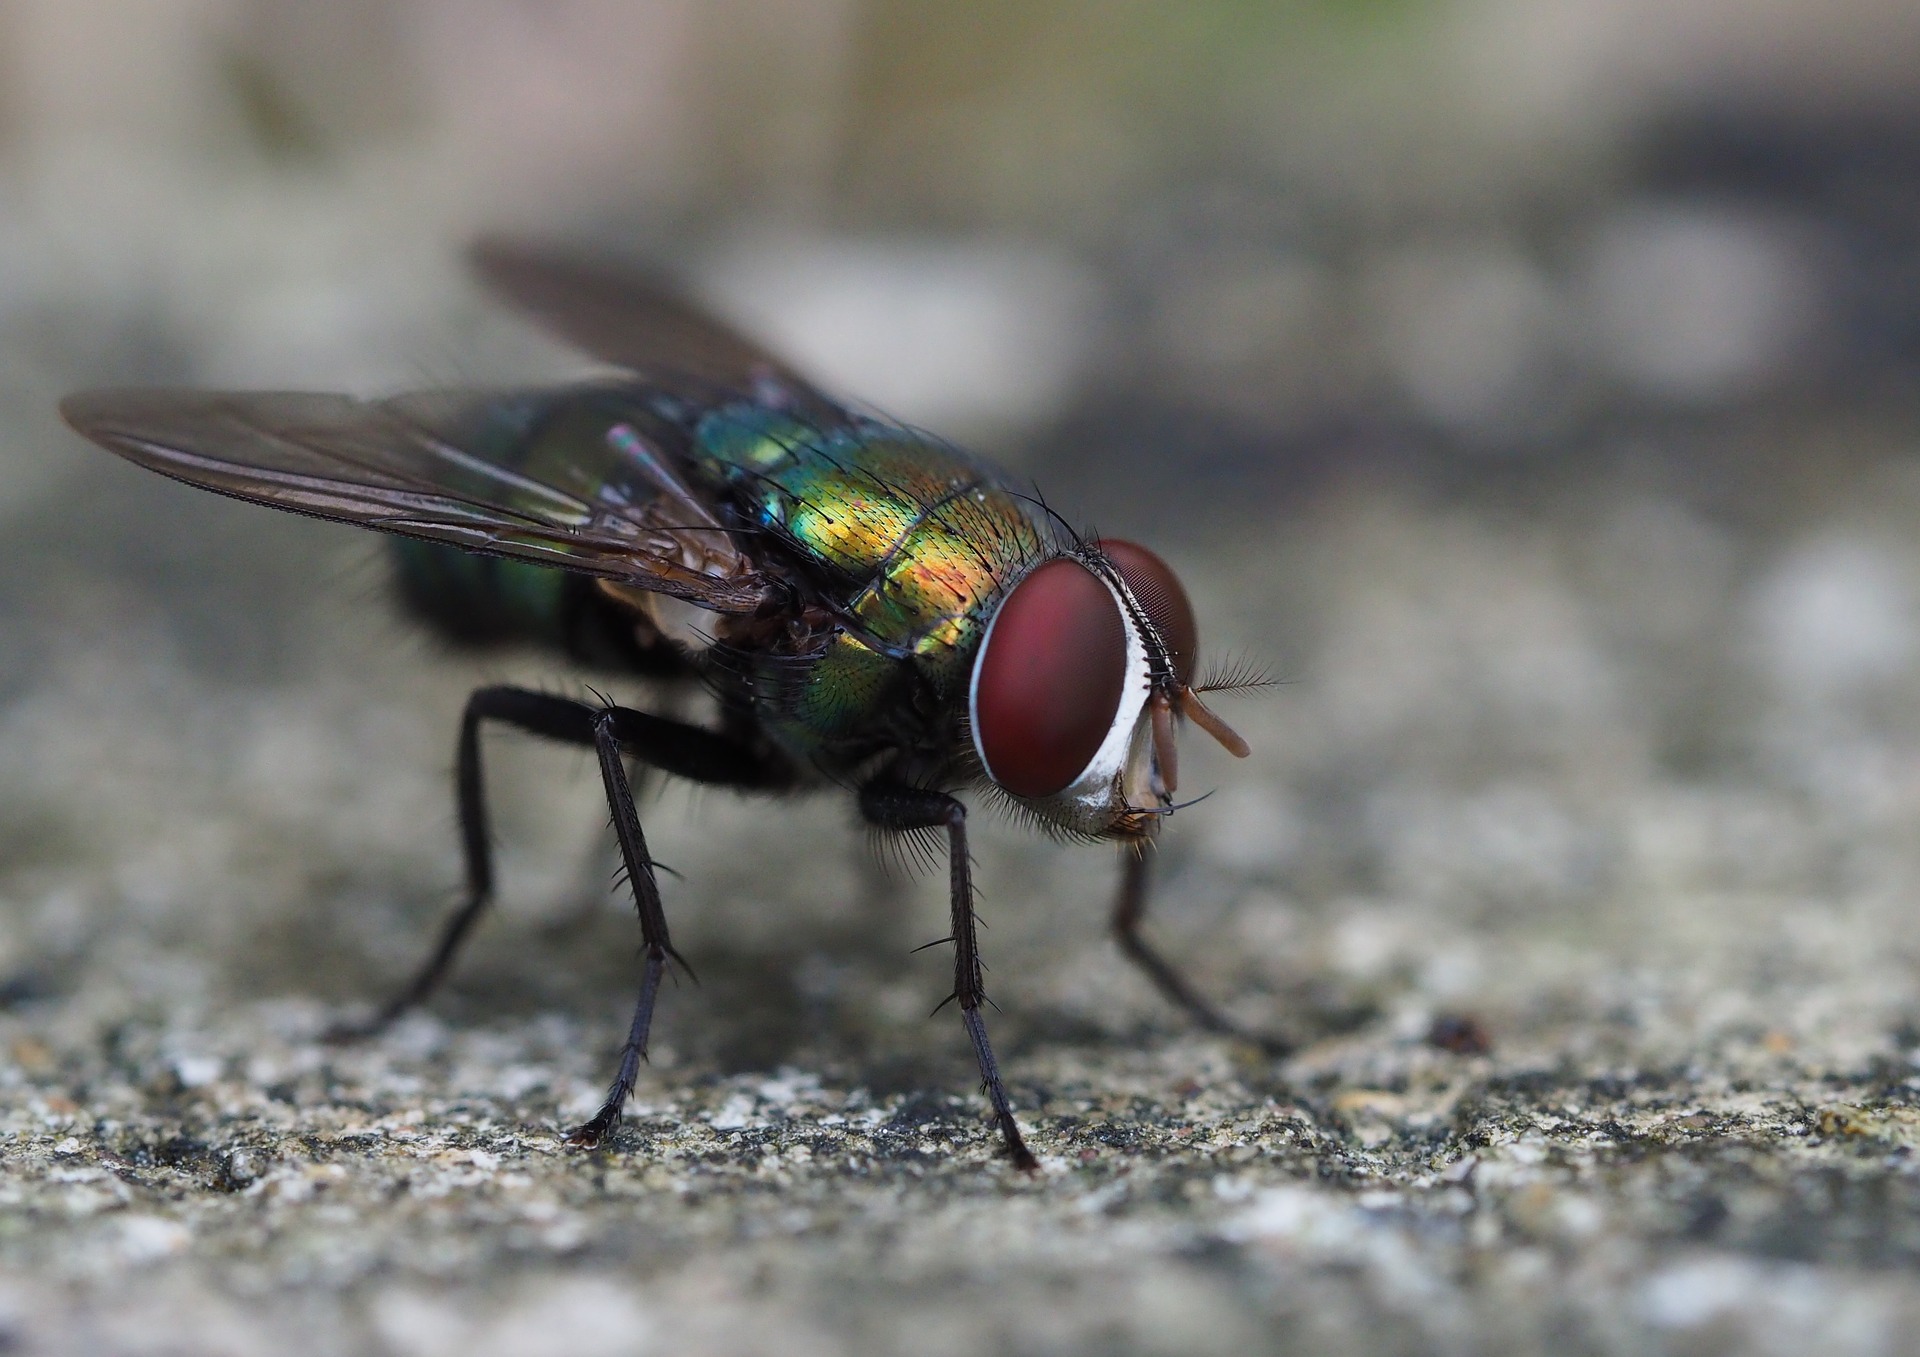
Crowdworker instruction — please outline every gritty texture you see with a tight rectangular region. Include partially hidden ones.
[8,393,1920,1356]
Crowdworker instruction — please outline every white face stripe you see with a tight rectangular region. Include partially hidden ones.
[968,564,1154,831]
[967,582,1008,780]
[1047,574,1152,819]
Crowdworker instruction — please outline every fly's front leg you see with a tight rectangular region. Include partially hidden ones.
[1113,846,1292,1057]
[860,782,1037,1171]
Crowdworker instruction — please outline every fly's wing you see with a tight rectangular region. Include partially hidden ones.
[60,385,776,613]
[470,238,832,403]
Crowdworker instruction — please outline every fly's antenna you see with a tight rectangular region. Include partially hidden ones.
[1178,688,1251,759]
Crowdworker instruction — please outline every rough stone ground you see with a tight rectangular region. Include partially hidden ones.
[8,398,1920,1355]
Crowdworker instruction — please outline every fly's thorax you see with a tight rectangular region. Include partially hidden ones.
[690,401,1053,760]
[690,404,1046,629]
[769,629,899,748]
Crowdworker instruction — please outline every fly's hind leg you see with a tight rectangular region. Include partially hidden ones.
[328,684,792,1148]
[1113,845,1292,1057]
[324,685,549,1041]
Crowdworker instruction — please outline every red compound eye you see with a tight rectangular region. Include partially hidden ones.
[1100,540,1198,687]
[971,558,1127,798]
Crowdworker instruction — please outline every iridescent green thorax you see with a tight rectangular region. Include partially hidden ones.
[694,403,1051,758]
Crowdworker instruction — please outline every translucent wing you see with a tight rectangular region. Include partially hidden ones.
[61,385,776,613]
[470,238,829,400]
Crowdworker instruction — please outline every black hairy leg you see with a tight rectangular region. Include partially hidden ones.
[1112,846,1292,1057]
[326,684,791,1147]
[860,782,1038,1171]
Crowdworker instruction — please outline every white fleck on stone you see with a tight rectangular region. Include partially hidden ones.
[171,1053,222,1088]
[48,1167,107,1184]
[1748,536,1918,700]
[373,1277,652,1357]
[1506,1137,1550,1165]
[1075,1182,1129,1216]
[115,1215,191,1264]
[1640,1257,1764,1329]
[491,1065,549,1101]
[707,1093,760,1131]
[268,1172,315,1204]
[1211,1175,1253,1202]
[539,1216,588,1253]
[754,1068,820,1107]
[1220,1186,1365,1251]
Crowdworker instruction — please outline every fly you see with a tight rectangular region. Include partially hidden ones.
[60,240,1269,1168]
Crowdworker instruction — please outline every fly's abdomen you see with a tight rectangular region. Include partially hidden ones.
[386,383,719,668]
[391,538,569,647]
[391,539,681,674]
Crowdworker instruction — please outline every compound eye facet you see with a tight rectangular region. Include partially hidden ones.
[1100,540,1198,687]
[971,558,1128,799]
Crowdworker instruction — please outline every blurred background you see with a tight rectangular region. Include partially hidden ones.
[7,0,1920,1001]
[7,3,1920,1354]
[9,0,1920,467]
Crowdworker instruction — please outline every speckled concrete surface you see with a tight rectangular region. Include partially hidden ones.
[8,400,1920,1354]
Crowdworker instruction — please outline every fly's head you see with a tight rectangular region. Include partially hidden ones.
[966,540,1251,842]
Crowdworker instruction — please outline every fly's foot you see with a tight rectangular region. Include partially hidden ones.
[564,1111,619,1149]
